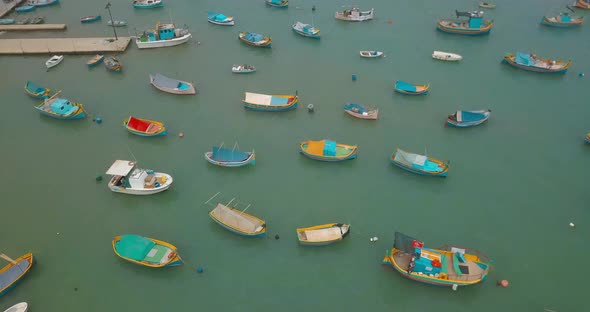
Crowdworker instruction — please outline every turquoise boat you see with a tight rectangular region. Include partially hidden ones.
[205,143,256,167]
[541,13,584,28]
[502,52,571,74]
[394,80,430,95]
[27,0,59,7]
[238,32,272,48]
[24,81,51,99]
[0,19,15,25]
[208,11,234,25]
[80,15,101,23]
[266,0,288,8]
[437,10,493,35]
[390,148,449,177]
[132,0,163,9]
[0,253,35,298]
[299,140,358,162]
[34,92,85,120]
[292,21,320,38]
[447,110,491,128]
[15,5,36,12]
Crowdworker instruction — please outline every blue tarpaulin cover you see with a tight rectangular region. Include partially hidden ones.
[211,146,249,162]
[395,80,417,92]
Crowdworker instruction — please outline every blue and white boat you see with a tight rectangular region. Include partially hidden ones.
[15,5,36,13]
[238,32,272,47]
[205,143,255,167]
[541,13,584,28]
[266,0,288,8]
[132,0,163,9]
[292,21,320,38]
[391,148,449,177]
[24,81,51,99]
[208,11,234,26]
[447,110,491,128]
[27,0,59,7]
[394,80,430,95]
[34,91,85,120]
[136,22,192,49]
[80,15,101,23]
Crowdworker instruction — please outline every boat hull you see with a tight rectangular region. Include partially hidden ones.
[502,55,570,74]
[133,1,163,9]
[447,110,491,128]
[204,152,256,167]
[29,0,59,7]
[243,96,298,112]
[266,1,288,8]
[208,19,234,26]
[24,81,50,99]
[35,104,85,120]
[149,75,196,95]
[390,151,448,177]
[297,223,350,246]
[292,28,320,39]
[540,17,583,28]
[135,33,191,49]
[108,173,173,195]
[124,117,167,137]
[80,16,101,23]
[436,20,493,35]
[335,9,374,22]
[112,236,182,268]
[238,36,272,48]
[344,110,378,120]
[299,141,357,162]
[432,51,462,61]
[0,253,35,298]
[86,55,104,67]
[209,208,267,237]
[585,134,590,144]
[16,5,35,12]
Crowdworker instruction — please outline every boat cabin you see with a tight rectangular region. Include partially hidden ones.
[41,98,77,116]
[455,10,485,28]
[106,160,161,189]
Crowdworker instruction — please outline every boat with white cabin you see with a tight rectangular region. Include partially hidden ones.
[360,50,383,58]
[105,160,173,195]
[135,22,191,49]
[45,55,63,69]
[335,7,374,21]
[432,51,462,61]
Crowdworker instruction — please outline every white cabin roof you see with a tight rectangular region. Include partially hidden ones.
[106,160,136,176]
[244,92,272,106]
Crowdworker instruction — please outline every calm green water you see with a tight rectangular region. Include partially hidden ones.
[1,0,589,311]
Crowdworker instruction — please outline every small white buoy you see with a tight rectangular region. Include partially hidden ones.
[57,232,60,235]
[372,236,379,241]
[197,41,201,45]
[369,238,374,242]
[307,103,314,112]
[452,284,458,291]
[569,222,575,228]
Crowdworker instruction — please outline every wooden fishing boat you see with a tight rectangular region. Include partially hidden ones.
[205,143,255,167]
[208,11,234,25]
[45,55,63,69]
[243,92,298,111]
[292,21,320,38]
[394,80,430,95]
[103,55,122,72]
[107,20,127,27]
[335,7,374,21]
[0,19,15,25]
[124,116,167,137]
[34,91,85,120]
[391,148,449,177]
[27,0,59,7]
[300,140,357,162]
[150,73,196,95]
[206,194,267,237]
[297,223,350,246]
[382,232,491,288]
[24,81,50,99]
[86,54,104,67]
[360,50,383,58]
[447,110,491,128]
[132,0,163,9]
[105,160,173,195]
[3,302,28,312]
[479,2,496,8]
[437,10,493,35]
[343,103,378,120]
[232,64,256,73]
[502,52,571,74]
[432,51,462,61]
[136,22,191,49]
[238,31,272,48]
[574,0,590,9]
[15,5,36,12]
[585,133,590,144]
[80,15,101,23]
[0,253,35,298]
[541,13,583,27]
[30,16,44,24]
[112,234,181,268]
[266,0,288,8]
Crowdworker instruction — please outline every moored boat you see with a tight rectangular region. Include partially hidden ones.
[150,73,196,95]
[335,7,374,21]
[292,21,320,38]
[391,148,449,177]
[132,0,163,9]
[432,51,463,61]
[394,80,430,95]
[266,0,288,8]
[107,20,127,27]
[502,52,571,74]
[34,91,85,120]
[15,18,30,25]
[243,92,298,111]
[541,13,583,27]
[3,302,28,312]
[112,234,181,268]
[24,80,50,99]
[382,232,491,287]
[15,5,36,12]
[447,110,491,128]
[105,160,173,195]
[205,143,255,167]
[238,31,272,47]
[80,15,101,23]
[27,0,59,7]
[45,55,63,69]
[124,116,167,137]
[437,10,493,35]
[479,2,496,8]
[86,54,104,67]
[574,0,590,9]
[297,223,350,246]
[30,16,44,24]
[585,133,590,144]
[360,50,383,58]
[0,19,15,25]
[0,253,35,298]
[207,11,234,25]
[343,103,378,120]
[299,139,357,162]
[103,55,122,72]
[232,64,256,73]
[205,193,267,237]
[136,22,191,49]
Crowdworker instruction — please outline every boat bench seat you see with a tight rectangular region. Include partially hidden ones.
[303,227,341,242]
[143,245,168,264]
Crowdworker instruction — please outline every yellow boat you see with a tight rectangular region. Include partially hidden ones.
[112,235,182,268]
[297,223,350,246]
[299,140,357,161]
[0,253,35,297]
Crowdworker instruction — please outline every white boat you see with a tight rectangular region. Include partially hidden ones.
[107,20,127,27]
[360,50,383,58]
[335,7,374,22]
[45,55,63,69]
[3,302,28,312]
[432,51,463,62]
[479,2,496,8]
[207,11,234,26]
[135,22,192,49]
[105,160,173,195]
[232,64,256,73]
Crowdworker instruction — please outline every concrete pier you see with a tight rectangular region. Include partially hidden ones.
[0,0,26,18]
[0,24,67,31]
[0,37,132,55]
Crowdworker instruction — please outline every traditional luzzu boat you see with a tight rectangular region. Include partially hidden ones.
[447,110,491,128]
[437,10,493,35]
[394,80,430,95]
[266,0,288,8]
[205,193,267,237]
[86,54,104,67]
[382,232,491,288]
[335,7,374,21]
[112,234,182,268]
[205,143,255,167]
[207,11,234,25]
[3,302,28,312]
[0,253,35,298]
[343,103,378,120]
[390,148,449,177]
[132,0,163,9]
[24,81,50,99]
[541,13,584,27]
[124,116,167,137]
[297,223,350,246]
[574,0,590,9]
[150,73,196,95]
[103,55,122,72]
[502,52,571,74]
[243,92,298,111]
[238,32,272,48]
[15,5,36,12]
[136,22,191,49]
[34,91,85,120]
[27,0,59,7]
[105,160,173,195]
[292,21,320,38]
[80,15,101,23]
[300,140,357,162]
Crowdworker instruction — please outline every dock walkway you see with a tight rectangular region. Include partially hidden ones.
[0,37,132,55]
[0,0,25,18]
[0,24,67,31]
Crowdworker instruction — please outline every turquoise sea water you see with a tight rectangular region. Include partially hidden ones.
[1,0,589,311]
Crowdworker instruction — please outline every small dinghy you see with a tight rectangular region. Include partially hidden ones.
[112,234,181,267]
[45,55,63,69]
[266,0,288,8]
[3,302,28,312]
[103,55,122,72]
[132,0,164,9]
[343,103,378,120]
[34,91,85,120]
[150,73,196,95]
[0,253,35,297]
[447,110,491,128]
[205,143,255,167]
[0,19,15,25]
[86,54,104,67]
[502,52,571,74]
[24,80,50,99]
[30,16,44,24]
[360,50,383,58]
[299,139,357,161]
[28,0,59,7]
[394,80,430,95]
[124,116,167,137]
[479,2,496,8]
[297,223,350,246]
[541,13,584,28]
[432,51,462,61]
[238,31,272,48]
[107,20,127,27]
[243,92,298,111]
[232,64,256,73]
[15,5,36,12]
[292,21,320,38]
[80,15,101,23]
[391,148,449,177]
[208,11,234,25]
[105,160,173,195]
[335,7,374,21]
[205,193,267,237]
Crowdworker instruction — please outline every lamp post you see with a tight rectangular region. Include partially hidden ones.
[105,2,118,40]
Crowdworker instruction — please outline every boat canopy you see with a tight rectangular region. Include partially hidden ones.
[395,80,417,92]
[211,204,264,232]
[561,13,571,22]
[306,140,336,156]
[270,0,282,4]
[344,103,368,113]
[47,98,77,115]
[25,81,45,94]
[394,150,432,168]
[394,232,420,254]
[244,92,290,106]
[515,52,534,66]
[152,73,184,89]
[456,111,485,123]
[211,146,250,162]
[208,11,227,21]
[0,257,30,290]
[115,235,155,261]
[244,32,264,42]
[106,160,136,176]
